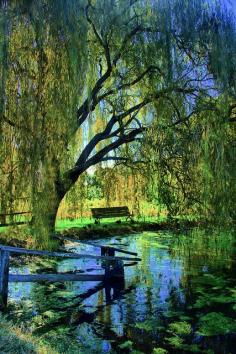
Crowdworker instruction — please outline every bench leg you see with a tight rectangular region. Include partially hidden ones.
[94,218,100,225]
[126,215,134,222]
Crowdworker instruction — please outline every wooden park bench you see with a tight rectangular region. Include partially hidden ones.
[91,206,133,223]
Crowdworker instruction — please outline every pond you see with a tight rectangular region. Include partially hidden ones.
[7,228,236,353]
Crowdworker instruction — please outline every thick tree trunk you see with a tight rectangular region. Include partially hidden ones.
[30,179,67,250]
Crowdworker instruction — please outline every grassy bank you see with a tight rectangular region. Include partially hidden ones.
[0,217,163,246]
[55,215,160,230]
[56,216,202,241]
[0,216,201,249]
[57,219,170,240]
[0,314,57,354]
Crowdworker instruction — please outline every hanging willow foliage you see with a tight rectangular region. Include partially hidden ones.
[142,94,236,221]
[0,0,88,247]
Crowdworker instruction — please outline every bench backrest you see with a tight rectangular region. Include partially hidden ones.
[91,206,130,219]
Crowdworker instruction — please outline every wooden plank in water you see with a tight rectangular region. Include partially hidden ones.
[61,237,138,256]
[124,262,138,267]
[0,244,141,262]
[9,273,105,282]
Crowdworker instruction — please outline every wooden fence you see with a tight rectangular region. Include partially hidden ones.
[0,241,141,310]
[0,211,31,227]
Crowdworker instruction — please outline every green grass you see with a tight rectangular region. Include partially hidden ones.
[0,213,196,235]
[0,216,157,233]
[0,314,59,354]
[55,216,162,231]
[0,214,199,248]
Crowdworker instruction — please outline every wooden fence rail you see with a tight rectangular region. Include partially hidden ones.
[0,212,31,217]
[0,244,141,261]
[0,242,140,310]
[9,274,105,282]
[57,236,138,256]
[0,211,31,227]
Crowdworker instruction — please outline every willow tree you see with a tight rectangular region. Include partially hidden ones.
[141,1,236,220]
[1,0,235,247]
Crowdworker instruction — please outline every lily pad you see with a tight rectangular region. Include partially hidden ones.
[165,335,183,348]
[153,348,168,354]
[119,340,133,349]
[135,319,157,331]
[168,321,192,336]
[197,312,236,336]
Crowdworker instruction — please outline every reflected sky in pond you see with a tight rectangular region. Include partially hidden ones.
[7,229,236,353]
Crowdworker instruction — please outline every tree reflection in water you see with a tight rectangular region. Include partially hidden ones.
[7,229,236,353]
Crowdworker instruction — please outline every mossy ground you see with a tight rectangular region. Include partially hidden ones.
[0,314,58,354]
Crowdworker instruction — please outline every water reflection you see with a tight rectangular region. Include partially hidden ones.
[7,228,236,353]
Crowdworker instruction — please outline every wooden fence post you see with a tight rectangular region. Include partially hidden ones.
[101,247,115,280]
[101,247,124,280]
[0,250,10,310]
[112,259,124,279]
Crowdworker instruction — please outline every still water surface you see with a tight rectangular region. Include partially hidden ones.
[8,229,236,353]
